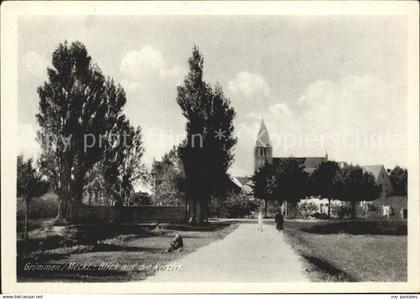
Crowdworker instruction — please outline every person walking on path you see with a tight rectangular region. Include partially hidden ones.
[257,209,264,232]
[275,210,284,233]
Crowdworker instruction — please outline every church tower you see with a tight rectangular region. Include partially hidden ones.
[254,118,273,172]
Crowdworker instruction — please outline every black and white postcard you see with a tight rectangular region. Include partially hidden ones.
[1,1,419,294]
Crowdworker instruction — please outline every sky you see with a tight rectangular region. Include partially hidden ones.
[18,15,408,176]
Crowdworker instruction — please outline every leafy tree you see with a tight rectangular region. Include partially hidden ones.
[252,162,276,216]
[309,161,341,217]
[273,158,309,217]
[252,159,308,217]
[83,122,146,207]
[101,122,146,207]
[17,155,49,239]
[118,125,147,206]
[36,41,128,221]
[152,145,186,206]
[176,46,237,223]
[84,163,107,205]
[205,84,237,201]
[389,166,407,196]
[337,164,382,218]
[37,130,60,193]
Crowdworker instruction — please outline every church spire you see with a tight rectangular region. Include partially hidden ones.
[256,118,272,147]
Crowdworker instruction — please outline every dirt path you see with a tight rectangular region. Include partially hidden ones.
[146,222,309,282]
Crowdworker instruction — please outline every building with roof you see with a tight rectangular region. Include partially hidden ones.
[231,176,254,196]
[249,119,406,220]
[254,118,328,173]
[361,165,394,198]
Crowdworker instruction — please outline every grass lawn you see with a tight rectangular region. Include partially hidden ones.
[17,221,238,282]
[284,220,407,282]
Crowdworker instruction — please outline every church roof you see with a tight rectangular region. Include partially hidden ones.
[236,176,252,186]
[361,165,384,181]
[303,157,328,169]
[255,119,272,147]
[230,176,244,189]
[273,157,327,171]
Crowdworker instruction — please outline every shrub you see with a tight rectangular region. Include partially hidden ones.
[299,201,319,218]
[336,205,352,219]
[17,199,26,223]
[312,212,329,219]
[129,192,153,206]
[220,193,258,218]
[17,193,58,222]
[30,194,58,218]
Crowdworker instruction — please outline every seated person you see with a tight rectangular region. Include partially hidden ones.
[166,233,183,252]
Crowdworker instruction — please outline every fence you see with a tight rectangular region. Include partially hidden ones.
[69,205,187,224]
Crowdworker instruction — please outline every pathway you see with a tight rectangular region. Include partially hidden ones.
[146,222,309,282]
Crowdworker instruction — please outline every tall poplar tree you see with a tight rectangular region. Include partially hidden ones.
[36,41,127,221]
[177,46,237,223]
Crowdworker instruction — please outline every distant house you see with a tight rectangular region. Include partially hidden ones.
[227,120,407,220]
[209,175,251,217]
[361,164,394,198]
[374,195,407,219]
[233,176,254,196]
[359,165,407,220]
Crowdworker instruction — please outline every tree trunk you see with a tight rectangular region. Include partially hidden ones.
[24,198,30,239]
[264,199,268,217]
[288,201,297,219]
[88,191,92,206]
[57,198,68,221]
[56,156,72,223]
[72,173,85,204]
[185,200,189,223]
[200,197,209,223]
[351,201,356,219]
[209,196,214,218]
[328,198,331,218]
[283,201,288,219]
[204,201,208,222]
[189,197,197,224]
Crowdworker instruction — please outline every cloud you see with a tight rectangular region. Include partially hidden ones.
[120,46,185,84]
[141,127,185,167]
[21,51,49,77]
[246,102,293,121]
[228,72,270,99]
[160,65,185,81]
[268,103,293,119]
[229,121,260,176]
[17,123,41,160]
[120,79,141,93]
[230,74,406,175]
[297,74,406,135]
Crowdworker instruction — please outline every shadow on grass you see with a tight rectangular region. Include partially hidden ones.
[301,254,355,282]
[17,224,159,254]
[284,229,355,282]
[301,220,407,235]
[92,243,163,253]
